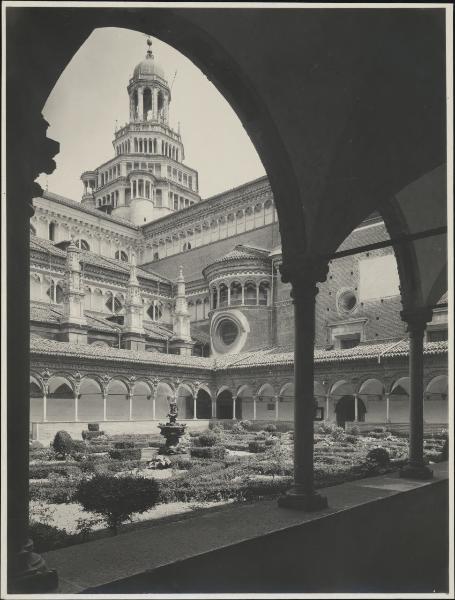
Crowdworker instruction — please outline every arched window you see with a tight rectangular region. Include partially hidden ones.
[105,292,123,314]
[211,287,218,309]
[46,281,64,304]
[219,284,229,308]
[230,282,242,306]
[244,282,257,305]
[147,302,162,321]
[258,282,269,306]
[115,250,129,262]
[48,222,56,241]
[143,88,152,120]
[75,239,90,251]
[182,242,192,251]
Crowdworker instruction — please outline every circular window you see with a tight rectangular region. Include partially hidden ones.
[338,290,357,313]
[218,319,239,346]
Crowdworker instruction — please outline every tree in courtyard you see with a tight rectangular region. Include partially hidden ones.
[74,474,160,534]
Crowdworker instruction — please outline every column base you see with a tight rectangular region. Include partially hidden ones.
[8,539,58,593]
[399,463,433,480]
[278,488,328,511]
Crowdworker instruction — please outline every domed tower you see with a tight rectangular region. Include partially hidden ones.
[81,38,200,226]
[202,245,273,356]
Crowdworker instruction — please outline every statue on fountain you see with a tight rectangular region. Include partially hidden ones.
[158,398,187,454]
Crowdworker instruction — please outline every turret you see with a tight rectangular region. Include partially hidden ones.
[60,238,87,344]
[123,253,146,351]
[169,266,194,356]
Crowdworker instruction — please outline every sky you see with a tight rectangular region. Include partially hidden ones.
[37,27,266,201]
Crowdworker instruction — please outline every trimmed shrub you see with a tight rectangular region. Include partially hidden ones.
[82,430,105,441]
[85,444,111,454]
[193,432,220,448]
[344,435,359,444]
[29,466,52,479]
[265,423,277,433]
[170,456,193,470]
[52,430,74,458]
[366,447,390,466]
[29,448,56,461]
[209,421,225,431]
[29,522,79,553]
[108,448,141,461]
[239,420,254,431]
[71,440,87,454]
[249,441,267,454]
[190,446,226,459]
[88,423,100,432]
[29,481,77,504]
[114,441,135,449]
[74,474,160,534]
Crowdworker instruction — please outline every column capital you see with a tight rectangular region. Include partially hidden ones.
[400,307,433,333]
[279,253,329,301]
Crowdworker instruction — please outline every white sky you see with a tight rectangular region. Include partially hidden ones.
[37,27,265,201]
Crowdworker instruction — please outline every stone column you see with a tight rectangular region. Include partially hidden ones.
[74,390,79,423]
[128,391,133,421]
[278,256,329,511]
[400,307,433,480]
[103,389,108,422]
[325,394,330,421]
[227,286,231,306]
[354,393,359,422]
[385,392,390,423]
[42,382,48,423]
[253,395,257,420]
[274,395,279,421]
[232,396,236,420]
[211,399,216,419]
[241,284,245,305]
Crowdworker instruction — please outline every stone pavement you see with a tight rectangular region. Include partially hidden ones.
[43,462,448,593]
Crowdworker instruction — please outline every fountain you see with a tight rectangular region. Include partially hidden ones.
[158,400,187,454]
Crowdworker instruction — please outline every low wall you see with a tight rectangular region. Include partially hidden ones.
[85,478,449,594]
[344,421,447,435]
[31,420,211,445]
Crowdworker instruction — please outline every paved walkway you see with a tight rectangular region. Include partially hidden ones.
[43,462,448,593]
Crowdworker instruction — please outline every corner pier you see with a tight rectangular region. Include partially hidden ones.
[44,462,449,594]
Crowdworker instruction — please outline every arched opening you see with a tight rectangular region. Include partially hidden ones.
[47,376,74,422]
[219,283,228,308]
[106,379,129,421]
[115,250,129,262]
[30,377,43,423]
[236,385,254,420]
[314,381,326,421]
[230,282,242,306]
[75,239,90,251]
[46,281,64,304]
[258,282,269,306]
[143,88,152,120]
[256,383,275,421]
[335,396,366,427]
[331,381,365,428]
[155,382,173,419]
[390,377,410,423]
[244,282,256,305]
[177,385,193,419]
[105,292,123,314]
[217,389,234,420]
[211,287,218,309]
[279,382,294,421]
[78,378,104,422]
[132,381,153,421]
[196,388,212,419]
[48,222,56,241]
[425,375,448,424]
[358,378,385,423]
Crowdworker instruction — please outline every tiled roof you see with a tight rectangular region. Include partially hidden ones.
[39,191,139,229]
[30,236,66,257]
[211,244,270,265]
[214,339,448,370]
[30,334,214,370]
[143,320,173,340]
[190,326,211,344]
[30,302,119,333]
[30,236,171,284]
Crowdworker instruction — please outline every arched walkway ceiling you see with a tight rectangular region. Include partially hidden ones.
[9,8,446,272]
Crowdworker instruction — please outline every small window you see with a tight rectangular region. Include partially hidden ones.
[115,250,129,262]
[76,239,90,251]
[340,335,361,349]
[48,222,56,241]
[427,329,448,342]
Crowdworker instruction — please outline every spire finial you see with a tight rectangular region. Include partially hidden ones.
[146,37,154,59]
